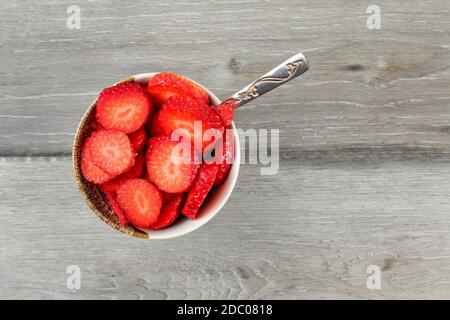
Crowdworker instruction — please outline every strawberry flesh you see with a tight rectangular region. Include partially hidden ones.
[105,192,128,225]
[99,153,145,194]
[182,163,218,219]
[150,95,219,151]
[150,193,183,230]
[128,127,147,153]
[116,179,162,228]
[96,82,152,134]
[89,130,135,176]
[81,138,115,184]
[147,72,209,106]
[146,135,199,193]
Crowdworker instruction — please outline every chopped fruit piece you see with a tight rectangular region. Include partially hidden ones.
[116,179,162,228]
[89,130,135,175]
[214,132,234,185]
[99,153,145,194]
[182,164,218,219]
[215,103,235,127]
[128,127,147,153]
[96,82,151,134]
[147,72,209,106]
[150,193,183,230]
[146,135,199,193]
[80,138,114,184]
[105,192,128,225]
[150,95,214,150]
[201,104,225,132]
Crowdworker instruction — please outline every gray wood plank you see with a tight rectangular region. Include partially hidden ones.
[1,0,450,300]
[0,0,450,155]
[2,156,450,299]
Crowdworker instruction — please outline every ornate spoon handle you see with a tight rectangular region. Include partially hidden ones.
[220,52,309,109]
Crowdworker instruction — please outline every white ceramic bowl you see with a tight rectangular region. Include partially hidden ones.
[73,73,240,239]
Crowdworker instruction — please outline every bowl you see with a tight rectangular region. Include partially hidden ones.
[73,73,240,239]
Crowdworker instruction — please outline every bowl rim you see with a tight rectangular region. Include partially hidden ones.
[73,72,240,239]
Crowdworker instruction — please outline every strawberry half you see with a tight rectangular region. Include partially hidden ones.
[99,153,145,194]
[105,192,128,225]
[80,137,114,184]
[128,127,147,153]
[147,72,209,106]
[89,130,135,176]
[182,163,218,219]
[116,179,163,228]
[150,193,183,230]
[96,82,152,134]
[150,95,215,151]
[146,135,199,193]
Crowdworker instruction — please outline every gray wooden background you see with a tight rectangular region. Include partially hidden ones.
[1,0,450,299]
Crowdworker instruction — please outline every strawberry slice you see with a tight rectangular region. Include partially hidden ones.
[215,103,235,127]
[150,95,215,151]
[214,131,234,185]
[150,193,183,230]
[182,163,218,219]
[96,82,152,134]
[89,130,135,175]
[147,72,209,106]
[99,153,145,194]
[116,179,163,228]
[128,127,147,153]
[145,135,199,193]
[105,192,128,225]
[80,137,114,184]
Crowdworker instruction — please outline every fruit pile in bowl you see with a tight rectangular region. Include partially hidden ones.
[73,72,239,239]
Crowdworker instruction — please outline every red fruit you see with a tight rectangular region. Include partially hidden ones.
[80,138,114,184]
[215,103,235,127]
[147,72,209,106]
[105,192,128,225]
[128,127,147,153]
[116,179,163,228]
[150,193,183,230]
[182,164,218,219]
[146,135,199,193]
[96,82,152,134]
[89,130,135,175]
[150,95,214,151]
[99,153,145,194]
[214,131,234,185]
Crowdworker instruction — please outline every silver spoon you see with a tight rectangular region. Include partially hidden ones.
[219,52,309,109]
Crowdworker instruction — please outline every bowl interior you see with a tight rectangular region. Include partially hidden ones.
[73,73,240,239]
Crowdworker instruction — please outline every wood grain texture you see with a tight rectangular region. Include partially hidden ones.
[1,0,450,299]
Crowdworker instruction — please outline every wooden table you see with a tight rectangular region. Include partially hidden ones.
[1,0,450,299]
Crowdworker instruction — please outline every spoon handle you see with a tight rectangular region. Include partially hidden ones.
[220,52,309,109]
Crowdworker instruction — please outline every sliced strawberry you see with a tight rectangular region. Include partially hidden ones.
[182,163,218,219]
[150,95,214,151]
[150,193,183,230]
[128,127,147,153]
[214,130,234,185]
[105,192,128,225]
[89,130,135,175]
[80,137,114,184]
[116,179,162,228]
[146,135,199,193]
[99,153,145,194]
[215,103,235,127]
[147,72,209,106]
[96,82,152,134]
